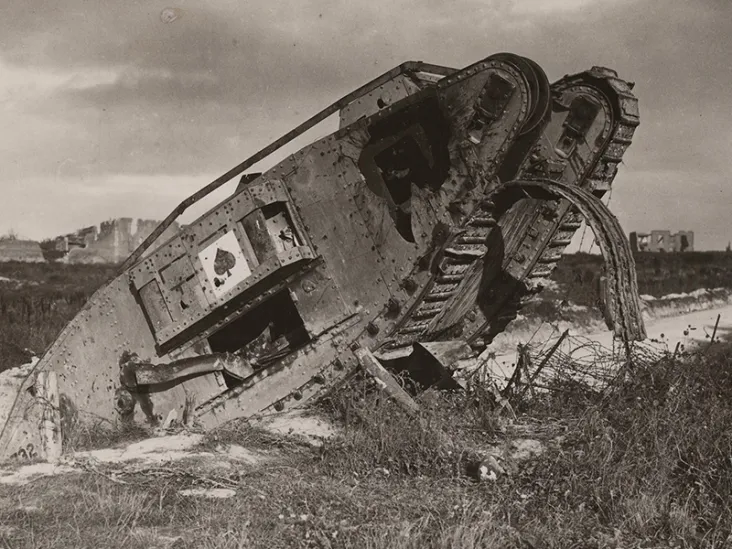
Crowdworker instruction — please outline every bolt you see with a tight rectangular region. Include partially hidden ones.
[402,277,418,293]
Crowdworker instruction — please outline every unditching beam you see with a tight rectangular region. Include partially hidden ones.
[355,348,420,416]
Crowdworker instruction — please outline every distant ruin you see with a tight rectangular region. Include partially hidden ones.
[0,237,45,263]
[630,230,694,253]
[41,218,180,264]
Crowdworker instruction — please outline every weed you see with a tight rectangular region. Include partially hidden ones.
[62,418,151,453]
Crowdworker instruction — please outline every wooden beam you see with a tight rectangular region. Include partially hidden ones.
[355,348,419,415]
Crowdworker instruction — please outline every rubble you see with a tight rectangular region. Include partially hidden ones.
[41,218,181,264]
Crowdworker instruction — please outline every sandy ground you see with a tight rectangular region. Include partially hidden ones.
[488,288,732,356]
[252,409,339,447]
[0,433,268,489]
[486,303,732,383]
[0,410,337,489]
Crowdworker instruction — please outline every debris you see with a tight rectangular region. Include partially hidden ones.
[404,341,472,389]
[509,439,546,462]
[479,467,497,482]
[475,455,505,482]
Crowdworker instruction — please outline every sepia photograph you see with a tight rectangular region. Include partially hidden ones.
[1,1,730,547]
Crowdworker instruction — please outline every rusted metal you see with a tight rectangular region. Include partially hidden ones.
[0,52,645,462]
[120,354,254,388]
[120,60,455,272]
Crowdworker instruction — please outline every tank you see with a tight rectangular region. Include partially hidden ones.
[0,52,644,462]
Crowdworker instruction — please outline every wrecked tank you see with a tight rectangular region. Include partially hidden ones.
[0,52,645,462]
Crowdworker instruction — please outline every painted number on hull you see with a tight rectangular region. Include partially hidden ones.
[199,230,251,299]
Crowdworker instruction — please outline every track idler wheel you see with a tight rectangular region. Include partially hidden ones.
[492,53,551,136]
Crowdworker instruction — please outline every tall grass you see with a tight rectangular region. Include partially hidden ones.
[2,331,731,546]
[0,261,116,372]
[507,344,732,546]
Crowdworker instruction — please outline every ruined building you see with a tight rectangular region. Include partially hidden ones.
[42,218,180,264]
[630,230,694,253]
[0,237,45,263]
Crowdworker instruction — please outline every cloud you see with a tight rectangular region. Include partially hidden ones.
[1,0,731,247]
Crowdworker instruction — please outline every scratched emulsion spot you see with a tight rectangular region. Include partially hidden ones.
[160,7,183,24]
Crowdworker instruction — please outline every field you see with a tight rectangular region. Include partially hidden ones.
[2,253,732,547]
[4,252,732,373]
[552,251,732,306]
[2,344,732,548]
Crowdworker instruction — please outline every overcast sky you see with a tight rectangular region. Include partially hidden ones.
[1,0,730,250]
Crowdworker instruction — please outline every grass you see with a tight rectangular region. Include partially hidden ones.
[3,344,732,548]
[2,257,732,547]
[60,418,152,454]
[0,261,117,372]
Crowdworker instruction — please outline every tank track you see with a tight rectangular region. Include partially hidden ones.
[464,68,640,346]
[383,199,499,350]
[381,67,639,353]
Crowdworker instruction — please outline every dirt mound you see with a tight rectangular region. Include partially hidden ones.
[641,287,732,319]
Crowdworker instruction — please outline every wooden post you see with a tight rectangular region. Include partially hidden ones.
[672,341,681,358]
[501,344,525,398]
[710,314,721,345]
[519,329,570,401]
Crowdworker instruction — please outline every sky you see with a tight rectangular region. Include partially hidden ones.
[1,0,731,250]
